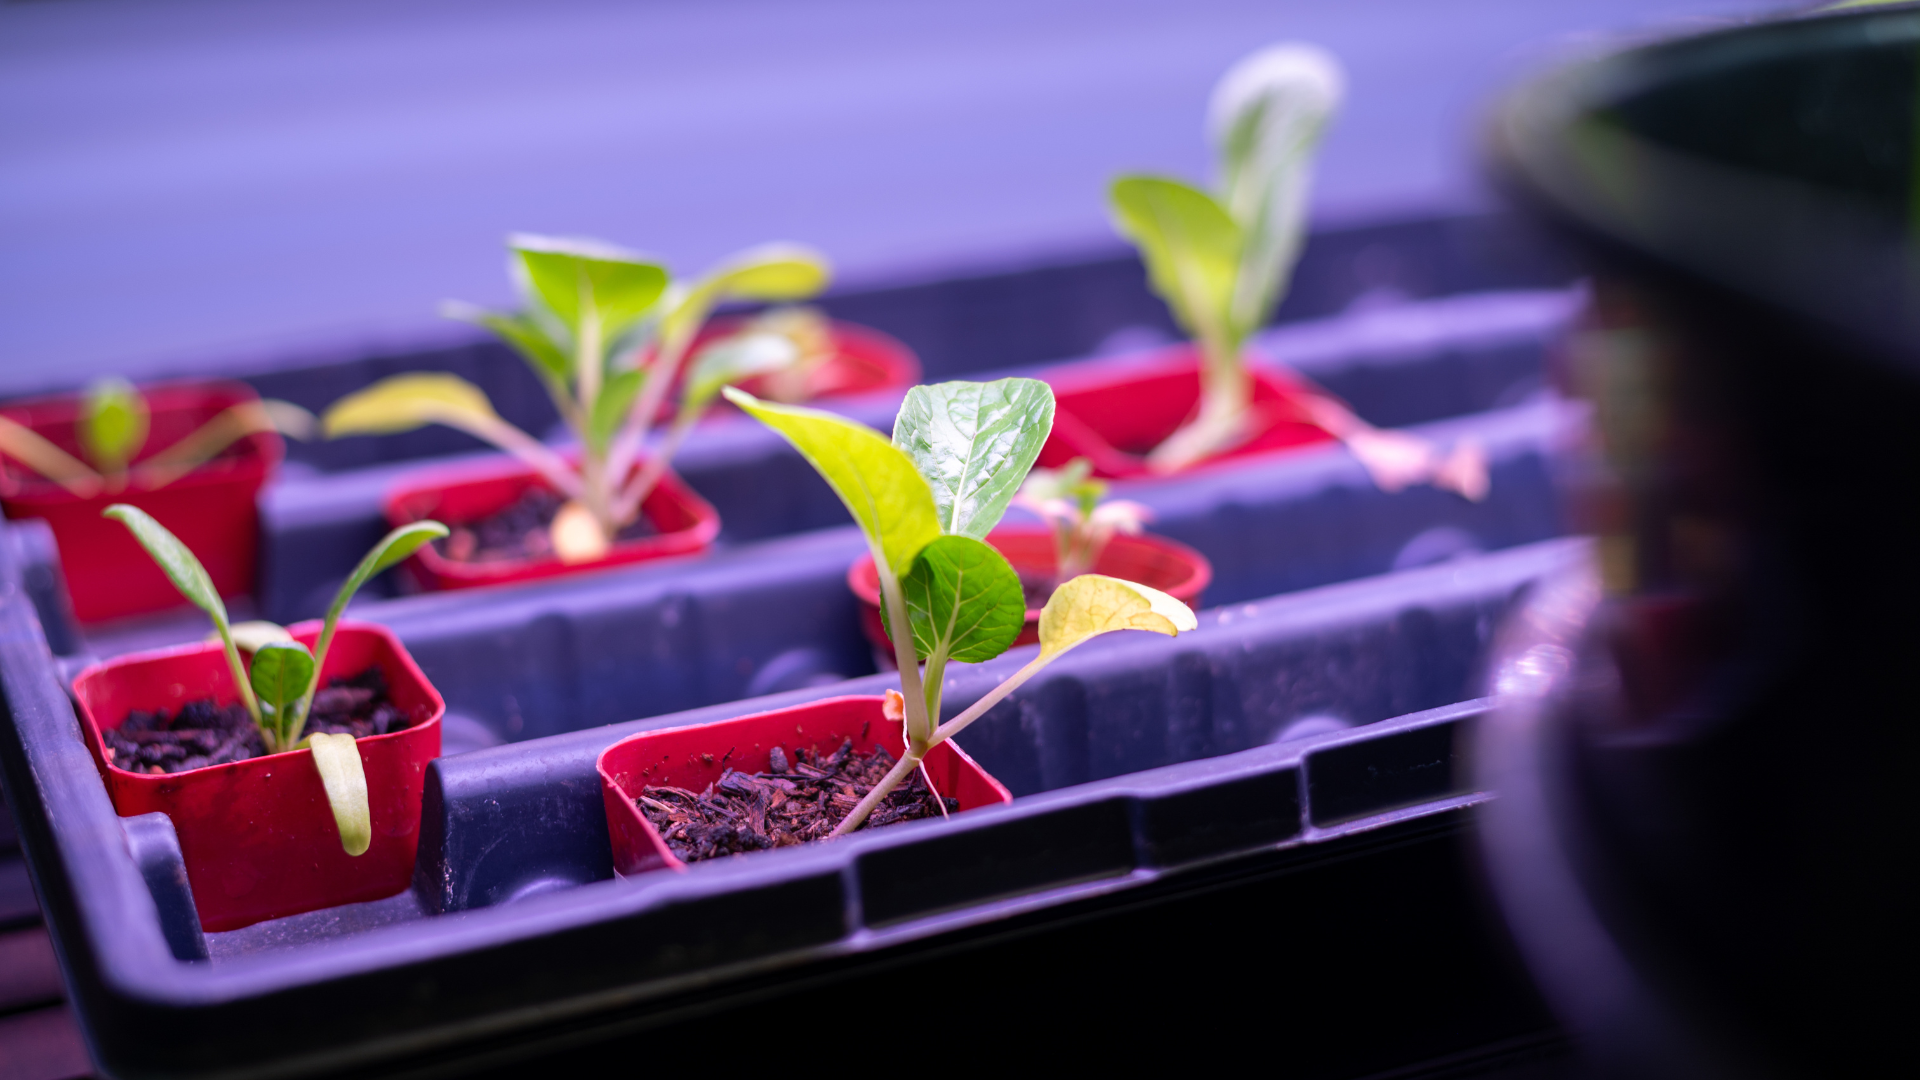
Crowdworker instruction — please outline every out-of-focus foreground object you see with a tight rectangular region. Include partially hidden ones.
[1478,4,1918,1077]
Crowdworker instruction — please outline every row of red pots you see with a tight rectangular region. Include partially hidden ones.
[3,336,1331,621]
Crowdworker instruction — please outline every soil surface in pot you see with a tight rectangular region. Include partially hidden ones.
[437,487,655,563]
[637,738,957,862]
[101,667,413,774]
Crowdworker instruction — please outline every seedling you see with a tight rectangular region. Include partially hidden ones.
[103,505,447,855]
[1014,457,1153,581]
[0,377,313,497]
[322,235,830,562]
[728,378,1198,835]
[1108,43,1343,472]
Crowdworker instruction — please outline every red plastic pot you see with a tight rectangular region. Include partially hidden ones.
[599,695,1012,876]
[706,317,921,408]
[383,454,720,592]
[1039,345,1337,479]
[69,622,444,932]
[848,525,1212,665]
[0,380,282,624]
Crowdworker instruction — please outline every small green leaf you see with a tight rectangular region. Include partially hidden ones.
[321,373,502,438]
[306,732,372,857]
[228,621,293,653]
[660,244,832,347]
[509,235,669,343]
[102,505,225,623]
[249,641,315,716]
[897,535,1025,664]
[683,333,800,411]
[1036,574,1198,659]
[1109,176,1242,350]
[1207,43,1342,334]
[723,388,939,579]
[445,303,572,390]
[329,520,450,622]
[892,378,1055,540]
[80,378,149,473]
[587,368,646,453]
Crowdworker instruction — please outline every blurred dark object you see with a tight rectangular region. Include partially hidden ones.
[1477,5,1919,1077]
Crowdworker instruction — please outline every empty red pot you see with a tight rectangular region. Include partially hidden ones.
[0,380,282,624]
[70,622,444,932]
[1039,345,1337,478]
[848,525,1212,665]
[598,695,1012,876]
[383,454,720,592]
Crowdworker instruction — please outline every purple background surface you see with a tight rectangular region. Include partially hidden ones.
[1,0,1781,390]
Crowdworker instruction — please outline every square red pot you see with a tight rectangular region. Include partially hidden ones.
[1039,345,1337,478]
[383,455,720,592]
[703,317,921,408]
[848,525,1211,662]
[0,380,282,624]
[70,623,444,932]
[599,695,1012,876]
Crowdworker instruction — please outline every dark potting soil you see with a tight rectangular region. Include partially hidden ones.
[101,666,412,775]
[636,738,958,863]
[437,487,655,564]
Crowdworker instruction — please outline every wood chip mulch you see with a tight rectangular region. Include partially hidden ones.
[637,738,958,863]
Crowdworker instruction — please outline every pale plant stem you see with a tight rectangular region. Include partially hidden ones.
[0,416,102,497]
[933,653,1050,743]
[879,567,931,747]
[216,624,264,734]
[610,404,699,526]
[829,750,921,837]
[428,409,583,500]
[832,651,1054,837]
[606,322,696,487]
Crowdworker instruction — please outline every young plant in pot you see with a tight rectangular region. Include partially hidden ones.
[319,234,841,590]
[598,378,1199,873]
[69,507,448,931]
[847,456,1211,664]
[0,377,314,623]
[1064,42,1486,498]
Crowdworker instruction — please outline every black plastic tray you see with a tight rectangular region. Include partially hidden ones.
[0,528,1581,1077]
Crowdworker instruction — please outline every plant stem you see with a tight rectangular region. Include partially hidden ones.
[828,748,921,838]
[215,622,264,734]
[609,402,700,527]
[878,567,931,748]
[933,653,1049,744]
[605,318,696,493]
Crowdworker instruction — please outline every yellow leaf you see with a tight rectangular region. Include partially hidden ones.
[322,374,500,437]
[306,732,372,857]
[1037,574,1199,659]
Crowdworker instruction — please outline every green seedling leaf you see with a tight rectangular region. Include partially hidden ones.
[892,378,1055,540]
[102,505,223,620]
[249,641,314,710]
[1109,176,1242,349]
[80,378,149,474]
[898,534,1025,663]
[587,368,646,453]
[321,373,500,437]
[723,388,938,580]
[250,640,315,747]
[683,333,800,411]
[445,303,572,391]
[660,244,832,348]
[330,521,450,623]
[509,234,669,343]
[1208,43,1342,333]
[104,504,260,726]
[1037,574,1198,659]
[228,621,293,653]
[305,732,372,857]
